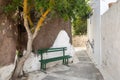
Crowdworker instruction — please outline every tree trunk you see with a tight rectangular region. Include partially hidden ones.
[11,1,50,79]
[11,36,33,80]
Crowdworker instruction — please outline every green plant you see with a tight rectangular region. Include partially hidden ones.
[72,17,87,35]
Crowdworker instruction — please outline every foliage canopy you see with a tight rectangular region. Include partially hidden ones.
[4,0,91,35]
[72,17,87,35]
[4,0,91,22]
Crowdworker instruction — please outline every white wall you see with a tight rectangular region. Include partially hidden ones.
[101,1,120,80]
[0,56,17,80]
[87,0,101,66]
[87,0,118,66]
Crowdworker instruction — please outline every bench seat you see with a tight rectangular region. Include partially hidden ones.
[37,47,71,71]
[39,55,71,63]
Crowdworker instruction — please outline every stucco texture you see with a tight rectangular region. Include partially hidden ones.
[0,16,17,66]
[0,0,18,67]
[101,1,120,80]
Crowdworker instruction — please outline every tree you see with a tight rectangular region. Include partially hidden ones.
[72,0,91,35]
[4,0,91,79]
[72,17,87,35]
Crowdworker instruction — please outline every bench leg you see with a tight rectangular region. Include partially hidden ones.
[67,58,68,64]
[41,63,46,70]
[40,63,47,73]
[63,59,65,65]
[44,63,46,70]
[64,58,70,67]
[65,58,67,65]
[41,63,43,70]
[63,58,67,65]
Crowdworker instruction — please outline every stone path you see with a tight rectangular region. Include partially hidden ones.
[21,47,104,80]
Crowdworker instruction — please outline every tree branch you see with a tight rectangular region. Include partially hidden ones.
[27,15,33,27]
[23,0,32,37]
[33,8,51,39]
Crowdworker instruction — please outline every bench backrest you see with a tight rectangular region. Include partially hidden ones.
[38,47,67,54]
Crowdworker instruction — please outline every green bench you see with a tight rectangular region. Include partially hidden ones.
[37,47,71,71]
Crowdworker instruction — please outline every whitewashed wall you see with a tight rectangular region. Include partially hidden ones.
[87,0,118,67]
[101,1,120,80]
[0,56,17,80]
[23,30,78,73]
[87,0,101,66]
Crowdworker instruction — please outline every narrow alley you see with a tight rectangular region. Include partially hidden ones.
[21,48,104,80]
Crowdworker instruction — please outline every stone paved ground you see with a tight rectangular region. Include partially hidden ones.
[21,47,104,80]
